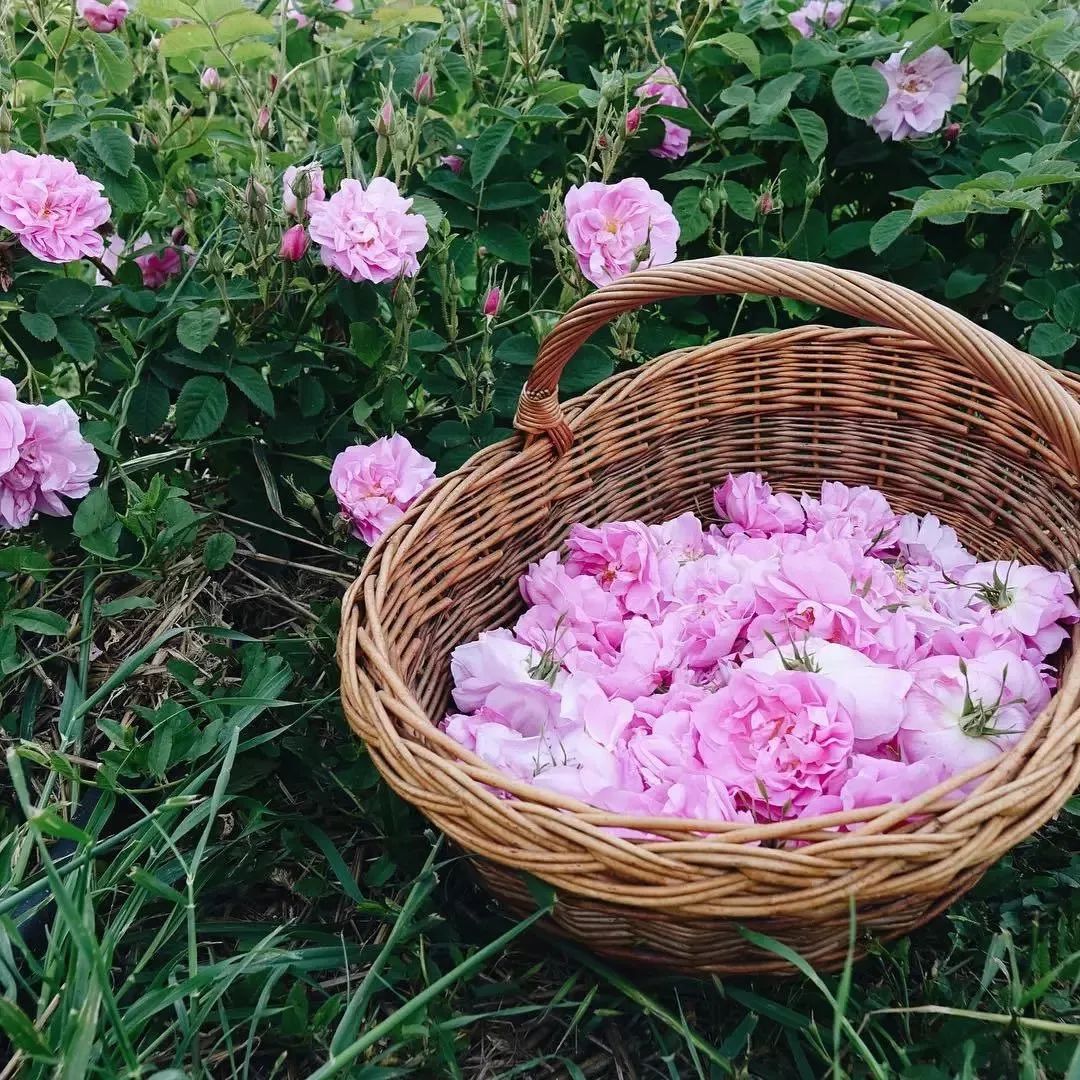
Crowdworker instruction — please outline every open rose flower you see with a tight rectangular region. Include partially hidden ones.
[634,66,691,160]
[788,0,843,37]
[330,433,435,545]
[564,178,679,287]
[870,46,963,142]
[693,668,855,811]
[77,0,129,32]
[134,233,185,289]
[308,177,428,283]
[0,378,99,529]
[715,472,805,538]
[0,151,111,263]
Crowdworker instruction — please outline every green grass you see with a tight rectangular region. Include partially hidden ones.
[3,536,1080,1078]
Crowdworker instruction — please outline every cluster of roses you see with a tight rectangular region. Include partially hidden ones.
[440,473,1078,826]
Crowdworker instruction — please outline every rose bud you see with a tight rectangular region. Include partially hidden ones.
[412,72,435,105]
[279,224,309,262]
[758,191,775,215]
[440,153,464,174]
[200,67,222,92]
[943,121,961,146]
[482,286,502,318]
[374,98,394,136]
[170,225,187,245]
[625,106,642,134]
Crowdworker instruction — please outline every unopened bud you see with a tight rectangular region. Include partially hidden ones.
[943,121,961,146]
[254,105,272,139]
[200,67,222,92]
[757,191,774,215]
[185,187,198,207]
[0,106,13,152]
[412,72,434,105]
[632,239,651,266]
[245,177,269,226]
[290,166,313,202]
[599,71,623,103]
[374,98,394,136]
[336,111,358,141]
[440,153,464,174]
[625,106,641,134]
[170,225,187,245]
[279,224,309,262]
[269,73,279,93]
[482,286,502,318]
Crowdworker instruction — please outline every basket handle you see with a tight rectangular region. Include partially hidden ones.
[514,255,1080,473]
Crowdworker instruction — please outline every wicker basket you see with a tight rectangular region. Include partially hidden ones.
[338,256,1080,975]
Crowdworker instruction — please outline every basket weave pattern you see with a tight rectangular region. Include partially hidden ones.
[339,257,1080,974]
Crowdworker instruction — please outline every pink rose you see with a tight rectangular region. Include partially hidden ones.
[308,177,429,284]
[0,151,111,263]
[77,0,128,32]
[788,0,843,37]
[439,154,465,174]
[870,47,963,142]
[481,286,501,318]
[834,754,950,811]
[450,628,556,714]
[330,433,436,544]
[565,519,670,618]
[278,223,309,262]
[693,668,855,811]
[0,378,99,529]
[800,480,898,550]
[900,650,1050,775]
[634,66,691,160]
[282,164,326,218]
[895,512,975,575]
[714,472,805,538]
[134,233,184,289]
[563,178,679,287]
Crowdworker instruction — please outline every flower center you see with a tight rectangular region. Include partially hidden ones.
[899,75,929,94]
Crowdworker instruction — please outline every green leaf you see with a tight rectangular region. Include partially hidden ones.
[99,595,159,616]
[562,343,612,394]
[721,180,757,221]
[831,66,889,119]
[962,0,1034,23]
[174,376,228,440]
[19,311,57,341]
[100,167,149,214]
[203,532,236,571]
[8,607,70,636]
[714,32,760,76]
[869,210,912,253]
[826,221,873,257]
[127,377,170,437]
[160,11,274,55]
[176,307,222,354]
[1028,322,1076,358]
[226,366,276,416]
[470,121,515,185]
[477,222,530,266]
[0,546,51,573]
[480,182,543,210]
[945,269,987,299]
[912,188,974,219]
[408,194,444,231]
[789,108,827,161]
[87,32,134,92]
[1053,286,1080,332]
[91,127,134,176]
[55,317,97,363]
[672,186,711,243]
[73,486,115,537]
[0,997,53,1059]
[38,278,92,317]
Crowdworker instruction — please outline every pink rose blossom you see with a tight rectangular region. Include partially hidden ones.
[693,668,855,811]
[635,66,691,160]
[330,433,436,544]
[715,472,805,538]
[77,0,128,32]
[308,177,428,283]
[284,0,308,26]
[834,755,950,811]
[278,223,309,262]
[565,520,669,618]
[801,481,897,550]
[450,629,559,714]
[95,231,125,284]
[0,151,110,263]
[0,378,99,529]
[896,512,975,575]
[134,233,184,289]
[331,0,353,10]
[788,0,844,37]
[870,47,963,142]
[482,286,502,318]
[900,650,1050,775]
[282,164,326,218]
[564,178,679,287]
[625,107,642,134]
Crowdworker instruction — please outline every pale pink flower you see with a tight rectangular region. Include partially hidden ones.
[330,433,435,544]
[278,223,309,261]
[0,378,99,529]
[788,0,843,37]
[284,0,308,26]
[895,512,975,575]
[308,177,428,283]
[451,629,557,713]
[440,154,465,174]
[715,472,805,538]
[900,650,1050,775]
[870,47,963,142]
[282,164,326,218]
[200,67,222,92]
[565,520,668,618]
[564,178,679,287]
[693,668,854,811]
[77,0,128,32]
[0,151,110,263]
[834,754,950,811]
[331,0,353,10]
[801,480,897,550]
[95,231,125,284]
[134,233,183,289]
[635,66,691,160]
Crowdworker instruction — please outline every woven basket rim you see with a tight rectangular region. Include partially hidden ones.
[341,319,1080,855]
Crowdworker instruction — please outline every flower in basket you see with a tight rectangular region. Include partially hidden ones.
[715,472,804,538]
[634,66,691,160]
[870,46,963,142]
[564,178,679,287]
[308,177,428,283]
[330,433,436,545]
